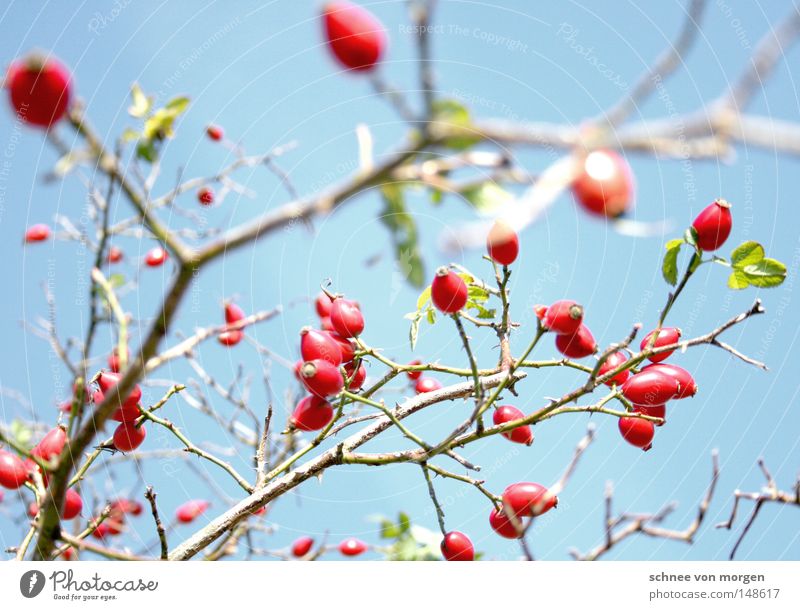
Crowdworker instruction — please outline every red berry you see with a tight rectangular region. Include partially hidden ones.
[330,299,365,338]
[91,521,112,539]
[224,302,245,324]
[107,347,128,373]
[24,224,50,243]
[290,395,334,431]
[61,547,75,560]
[28,501,39,518]
[634,403,666,426]
[492,405,533,446]
[533,304,548,320]
[109,498,143,516]
[338,537,368,556]
[642,363,697,399]
[112,421,146,452]
[197,187,215,206]
[543,300,584,335]
[486,220,519,266]
[327,332,355,364]
[414,377,442,394]
[0,450,30,489]
[300,327,343,366]
[291,536,314,558]
[488,507,522,539]
[322,2,386,72]
[431,268,468,314]
[692,199,732,251]
[176,499,210,524]
[7,55,71,127]
[206,124,224,141]
[300,360,344,397]
[62,488,82,520]
[31,426,67,461]
[640,327,681,363]
[598,351,630,386]
[344,361,367,390]
[555,324,597,358]
[315,292,334,317]
[502,482,557,517]
[218,329,244,346]
[144,246,168,267]
[406,360,423,380]
[618,416,655,450]
[621,369,680,405]
[441,531,474,561]
[107,246,124,264]
[572,149,634,218]
[97,372,142,411]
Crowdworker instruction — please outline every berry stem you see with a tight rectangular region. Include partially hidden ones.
[420,463,447,537]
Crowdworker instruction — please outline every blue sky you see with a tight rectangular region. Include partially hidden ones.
[0,1,798,560]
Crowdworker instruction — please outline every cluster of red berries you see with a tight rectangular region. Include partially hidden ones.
[219,301,247,347]
[289,292,366,431]
[537,299,598,359]
[89,372,147,452]
[90,498,143,539]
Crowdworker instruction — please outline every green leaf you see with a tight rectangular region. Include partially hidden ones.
[662,239,683,286]
[468,302,496,319]
[380,518,400,539]
[684,226,698,248]
[121,127,140,143]
[431,99,481,150]
[416,286,432,310]
[727,270,750,290]
[731,241,765,268]
[741,258,787,287]
[380,185,425,289]
[128,83,152,118]
[409,315,421,351]
[398,512,411,534]
[459,182,514,215]
[467,284,490,302]
[165,96,191,113]
[108,273,126,289]
[136,140,157,163]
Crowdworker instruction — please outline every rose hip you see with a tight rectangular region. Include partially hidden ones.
[492,405,533,446]
[431,268,468,314]
[543,300,584,335]
[441,531,475,561]
[555,324,597,358]
[692,199,732,251]
[640,327,681,363]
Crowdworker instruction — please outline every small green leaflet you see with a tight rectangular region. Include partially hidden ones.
[460,182,513,215]
[727,241,786,290]
[128,83,152,118]
[662,238,684,285]
[379,184,425,289]
[430,99,481,151]
[124,84,191,163]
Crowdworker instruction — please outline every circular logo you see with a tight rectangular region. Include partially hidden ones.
[20,570,46,599]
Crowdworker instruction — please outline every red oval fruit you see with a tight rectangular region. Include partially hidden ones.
[91,521,112,539]
[218,329,243,347]
[292,536,315,558]
[441,531,474,561]
[344,362,367,391]
[338,537,368,556]
[300,360,344,398]
[406,360,423,380]
[300,327,343,366]
[31,426,67,461]
[555,324,597,358]
[107,347,129,373]
[62,488,83,520]
[598,351,630,386]
[502,482,557,517]
[315,292,334,318]
[7,55,71,127]
[692,199,732,251]
[618,416,655,450]
[0,450,30,489]
[206,124,224,142]
[492,405,533,446]
[144,246,168,267]
[414,377,442,394]
[543,300,584,335]
[634,403,666,426]
[97,372,142,412]
[25,224,51,243]
[28,501,39,518]
[486,220,519,266]
[112,421,146,452]
[621,370,679,405]
[322,2,386,72]
[176,499,210,524]
[290,395,334,431]
[431,268,468,314]
[572,149,634,218]
[330,299,365,338]
[224,302,245,325]
[107,245,124,264]
[642,363,697,399]
[109,498,143,516]
[489,507,522,539]
[640,327,681,363]
[328,332,355,364]
[197,187,214,206]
